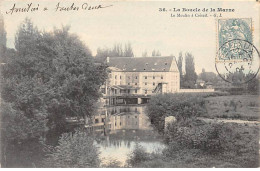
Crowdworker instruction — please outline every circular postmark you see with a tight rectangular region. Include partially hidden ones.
[215,39,260,84]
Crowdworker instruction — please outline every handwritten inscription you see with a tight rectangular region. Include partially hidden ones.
[55,2,113,12]
[5,2,113,15]
[6,3,39,15]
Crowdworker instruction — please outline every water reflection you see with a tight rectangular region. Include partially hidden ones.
[85,105,165,166]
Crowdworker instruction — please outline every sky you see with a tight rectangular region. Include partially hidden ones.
[0,0,259,74]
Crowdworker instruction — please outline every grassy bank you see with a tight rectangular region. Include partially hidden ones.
[140,93,259,168]
[203,95,259,121]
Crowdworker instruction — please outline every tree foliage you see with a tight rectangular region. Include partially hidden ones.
[152,49,161,57]
[1,18,107,151]
[43,130,100,167]
[0,13,7,63]
[95,42,134,63]
[147,93,206,132]
[199,69,218,84]
[183,53,197,88]
[177,52,183,87]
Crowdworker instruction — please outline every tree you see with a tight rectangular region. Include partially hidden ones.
[1,18,107,167]
[152,49,161,56]
[177,52,183,87]
[183,53,197,88]
[43,130,100,167]
[95,42,134,63]
[142,50,148,57]
[199,68,218,84]
[0,13,7,63]
[124,42,134,57]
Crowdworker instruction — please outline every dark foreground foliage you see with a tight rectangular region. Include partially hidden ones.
[43,130,100,168]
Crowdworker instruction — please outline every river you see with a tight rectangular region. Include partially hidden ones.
[85,105,166,166]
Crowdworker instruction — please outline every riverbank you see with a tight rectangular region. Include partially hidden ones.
[140,93,259,168]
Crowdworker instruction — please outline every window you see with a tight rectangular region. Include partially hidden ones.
[102,118,105,123]
[165,62,167,65]
[145,76,147,79]
[161,76,163,79]
[120,76,121,79]
[153,82,155,86]
[153,76,155,79]
[120,122,121,126]
[145,82,147,85]
[136,76,138,79]
[95,119,99,123]
[115,75,117,79]
[135,108,137,112]
[128,76,130,79]
[145,90,147,94]
[135,83,137,85]
[128,83,130,85]
[128,89,130,93]
[135,90,137,93]
[135,116,137,118]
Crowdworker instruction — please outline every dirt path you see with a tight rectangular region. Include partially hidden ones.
[198,117,260,124]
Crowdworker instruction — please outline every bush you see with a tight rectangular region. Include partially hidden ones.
[126,143,150,167]
[164,120,259,167]
[43,130,100,167]
[147,93,206,132]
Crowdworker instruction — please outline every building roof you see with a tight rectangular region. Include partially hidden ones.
[107,56,176,72]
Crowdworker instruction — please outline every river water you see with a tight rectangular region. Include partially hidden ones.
[85,105,166,166]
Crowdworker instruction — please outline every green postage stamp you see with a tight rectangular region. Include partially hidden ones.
[216,18,253,62]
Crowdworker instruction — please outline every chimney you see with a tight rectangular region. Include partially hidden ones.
[106,57,110,63]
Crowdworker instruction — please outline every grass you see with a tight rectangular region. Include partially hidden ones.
[127,122,259,168]
[203,95,259,121]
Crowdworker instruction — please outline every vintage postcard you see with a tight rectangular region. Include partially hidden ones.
[0,0,259,168]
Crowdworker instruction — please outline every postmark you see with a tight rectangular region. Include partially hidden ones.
[215,18,259,84]
[215,39,260,84]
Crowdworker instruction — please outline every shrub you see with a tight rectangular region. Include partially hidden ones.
[126,143,150,167]
[147,93,206,132]
[43,130,100,167]
[164,120,259,167]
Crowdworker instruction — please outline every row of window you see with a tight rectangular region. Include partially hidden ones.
[126,82,157,86]
[144,76,163,79]
[114,75,164,80]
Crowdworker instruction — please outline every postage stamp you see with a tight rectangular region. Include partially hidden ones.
[216,18,253,62]
[215,18,259,84]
